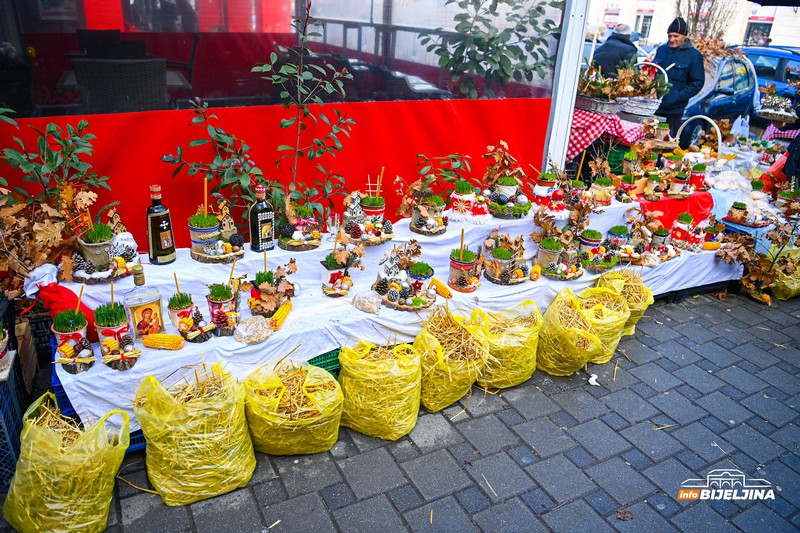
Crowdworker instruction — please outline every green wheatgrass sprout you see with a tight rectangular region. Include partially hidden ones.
[653,227,670,236]
[294,205,314,218]
[168,292,194,310]
[595,177,613,187]
[188,212,220,228]
[648,174,662,182]
[53,309,87,333]
[255,271,275,286]
[455,180,474,194]
[622,174,636,184]
[407,261,433,277]
[538,237,563,252]
[751,180,764,191]
[94,302,128,327]
[491,247,513,259]
[208,283,233,301]
[582,229,602,240]
[692,163,707,172]
[677,212,694,225]
[538,172,557,182]
[425,195,445,206]
[512,203,531,216]
[676,172,688,181]
[571,179,585,188]
[322,252,345,270]
[648,153,658,161]
[450,247,476,262]
[705,226,719,235]
[361,195,385,207]
[497,176,518,186]
[609,225,630,236]
[82,223,113,244]
[732,201,747,210]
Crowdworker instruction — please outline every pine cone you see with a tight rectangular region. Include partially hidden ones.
[119,334,134,348]
[279,222,295,238]
[84,262,96,275]
[500,270,512,284]
[77,337,92,352]
[122,246,138,262]
[593,255,602,264]
[547,261,557,271]
[214,309,229,328]
[634,241,646,254]
[192,309,204,324]
[603,253,614,262]
[350,224,363,239]
[382,220,393,234]
[456,275,468,288]
[228,233,245,248]
[71,251,86,270]
[399,288,410,299]
[387,288,400,302]
[579,251,590,262]
[343,221,354,234]
[375,278,389,295]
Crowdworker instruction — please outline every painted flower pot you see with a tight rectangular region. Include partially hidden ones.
[641,158,658,172]
[533,180,557,205]
[362,205,386,223]
[690,171,706,190]
[579,235,603,254]
[168,304,197,329]
[206,295,236,336]
[406,268,434,293]
[727,206,747,222]
[97,321,133,347]
[496,184,518,198]
[669,180,689,195]
[448,257,477,292]
[78,237,112,269]
[656,126,670,138]
[449,192,476,215]
[651,233,670,248]
[188,223,221,253]
[607,230,629,245]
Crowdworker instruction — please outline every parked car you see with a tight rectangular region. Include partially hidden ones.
[679,54,760,146]
[740,45,799,101]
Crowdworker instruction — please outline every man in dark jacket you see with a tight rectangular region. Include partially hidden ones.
[653,17,705,137]
[592,24,637,78]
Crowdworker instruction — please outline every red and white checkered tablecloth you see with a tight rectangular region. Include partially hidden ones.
[567,109,648,161]
[762,123,800,142]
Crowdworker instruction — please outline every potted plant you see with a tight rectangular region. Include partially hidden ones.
[579,228,603,253]
[705,225,721,242]
[187,211,221,254]
[94,301,131,347]
[590,177,615,206]
[751,180,765,192]
[167,291,195,329]
[496,176,519,198]
[207,283,236,336]
[276,200,323,251]
[534,172,558,203]
[728,201,748,222]
[448,246,480,293]
[450,179,476,215]
[642,152,659,171]
[76,222,114,270]
[650,227,670,248]
[361,195,386,222]
[608,225,630,244]
[321,239,365,297]
[536,236,563,267]
[656,122,670,138]
[643,174,663,200]
[675,212,694,230]
[406,261,435,292]
[669,172,690,195]
[622,150,639,175]
[249,259,298,318]
[691,163,707,189]
[52,309,93,374]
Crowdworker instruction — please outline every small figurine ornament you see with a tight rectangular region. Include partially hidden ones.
[343,191,367,225]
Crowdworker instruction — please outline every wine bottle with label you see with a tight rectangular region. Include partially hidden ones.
[147,184,177,264]
[249,184,274,252]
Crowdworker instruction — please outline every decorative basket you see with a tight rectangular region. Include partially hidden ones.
[621,96,661,117]
[575,94,623,114]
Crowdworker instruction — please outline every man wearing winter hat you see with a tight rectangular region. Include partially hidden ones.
[652,17,705,137]
[592,24,637,78]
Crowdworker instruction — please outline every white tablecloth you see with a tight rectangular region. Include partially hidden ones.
[57,209,743,431]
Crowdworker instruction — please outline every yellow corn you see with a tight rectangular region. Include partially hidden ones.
[429,277,452,299]
[269,300,292,331]
[57,344,76,359]
[142,333,185,350]
[101,338,119,352]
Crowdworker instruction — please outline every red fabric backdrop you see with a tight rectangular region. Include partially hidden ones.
[638,191,714,228]
[1,98,552,250]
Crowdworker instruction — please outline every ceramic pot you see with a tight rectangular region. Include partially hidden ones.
[448,257,477,292]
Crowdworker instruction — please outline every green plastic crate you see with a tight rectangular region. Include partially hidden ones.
[308,349,341,377]
[608,145,627,174]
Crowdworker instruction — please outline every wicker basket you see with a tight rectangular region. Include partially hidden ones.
[621,96,661,117]
[575,94,624,114]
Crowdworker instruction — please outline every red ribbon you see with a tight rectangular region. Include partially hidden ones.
[177,305,199,319]
[56,332,83,351]
[328,271,344,284]
[99,324,130,341]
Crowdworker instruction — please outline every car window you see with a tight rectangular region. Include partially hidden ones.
[719,61,735,90]
[786,59,800,85]
[748,53,780,80]
[733,61,751,91]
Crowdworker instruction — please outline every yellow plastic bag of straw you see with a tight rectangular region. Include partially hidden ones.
[578,287,631,364]
[3,393,128,533]
[596,271,654,336]
[414,307,489,413]
[245,360,342,455]
[472,300,543,389]
[134,363,255,506]
[339,342,421,441]
[536,288,604,376]
[769,246,800,301]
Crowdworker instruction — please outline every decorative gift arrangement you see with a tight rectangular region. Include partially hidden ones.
[247,256,298,319]
[480,141,533,220]
[372,241,438,310]
[483,228,528,285]
[52,305,94,375]
[531,208,583,280]
[670,212,704,252]
[321,234,365,297]
[341,172,394,246]
[757,84,798,124]
[448,229,484,293]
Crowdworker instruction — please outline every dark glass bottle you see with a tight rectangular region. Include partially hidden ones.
[146,185,176,264]
[249,184,274,252]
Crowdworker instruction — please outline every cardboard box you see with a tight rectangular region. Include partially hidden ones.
[15,318,37,394]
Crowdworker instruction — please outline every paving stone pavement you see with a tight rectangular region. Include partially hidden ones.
[2,292,799,532]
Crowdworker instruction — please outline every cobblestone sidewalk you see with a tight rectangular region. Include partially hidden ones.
[3,292,800,532]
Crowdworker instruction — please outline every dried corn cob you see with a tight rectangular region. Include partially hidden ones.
[269,300,292,331]
[142,333,185,350]
[429,277,452,298]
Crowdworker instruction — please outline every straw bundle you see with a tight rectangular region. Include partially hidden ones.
[536,288,604,376]
[339,342,421,441]
[134,363,255,506]
[245,360,342,455]
[596,270,654,335]
[414,306,489,412]
[476,300,544,389]
[4,393,129,533]
[578,287,631,364]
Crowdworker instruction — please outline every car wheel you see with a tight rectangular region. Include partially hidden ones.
[679,123,703,149]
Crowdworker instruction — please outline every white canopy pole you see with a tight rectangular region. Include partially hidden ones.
[543,0,590,170]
